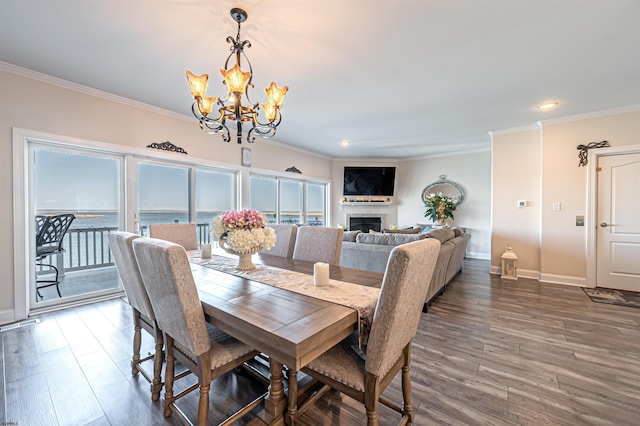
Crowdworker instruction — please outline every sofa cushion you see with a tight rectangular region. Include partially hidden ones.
[452,227,464,237]
[425,227,455,244]
[356,233,425,246]
[343,230,362,242]
[383,228,421,234]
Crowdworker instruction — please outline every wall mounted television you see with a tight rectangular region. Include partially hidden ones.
[343,166,396,196]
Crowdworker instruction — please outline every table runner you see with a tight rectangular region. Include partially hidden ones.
[188,252,380,348]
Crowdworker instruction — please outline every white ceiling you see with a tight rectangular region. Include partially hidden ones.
[1,0,639,159]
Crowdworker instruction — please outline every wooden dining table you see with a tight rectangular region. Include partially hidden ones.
[189,251,383,425]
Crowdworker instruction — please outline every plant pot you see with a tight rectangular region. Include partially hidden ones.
[434,218,447,226]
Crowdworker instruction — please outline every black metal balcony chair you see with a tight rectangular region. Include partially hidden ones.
[35,214,75,299]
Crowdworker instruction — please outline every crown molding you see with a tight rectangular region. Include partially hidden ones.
[0,61,192,122]
[403,146,491,162]
[540,104,640,126]
[489,124,540,136]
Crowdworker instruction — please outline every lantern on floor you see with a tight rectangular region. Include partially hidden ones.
[501,244,518,280]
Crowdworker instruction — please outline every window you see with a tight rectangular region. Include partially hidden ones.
[195,168,236,242]
[137,162,190,235]
[306,182,326,226]
[250,175,277,223]
[249,174,328,225]
[280,180,303,224]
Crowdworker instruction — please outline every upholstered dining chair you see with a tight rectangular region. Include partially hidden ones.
[108,231,164,401]
[297,238,441,426]
[132,237,262,426]
[261,224,297,258]
[148,223,199,250]
[292,226,344,265]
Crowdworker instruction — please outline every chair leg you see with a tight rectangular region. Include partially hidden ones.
[35,262,62,299]
[366,409,378,426]
[401,346,414,423]
[163,336,175,418]
[151,325,164,401]
[197,383,210,426]
[131,310,142,375]
[365,373,379,426]
[197,356,212,426]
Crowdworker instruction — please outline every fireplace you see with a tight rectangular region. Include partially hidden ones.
[348,216,382,233]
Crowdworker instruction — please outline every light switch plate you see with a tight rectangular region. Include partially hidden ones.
[576,216,584,226]
[552,202,561,211]
[517,200,527,208]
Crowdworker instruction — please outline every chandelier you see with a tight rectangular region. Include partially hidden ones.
[185,8,288,144]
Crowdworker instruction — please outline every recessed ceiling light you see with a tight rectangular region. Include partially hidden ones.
[341,140,350,147]
[537,102,558,110]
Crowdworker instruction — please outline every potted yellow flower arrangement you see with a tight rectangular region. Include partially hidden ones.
[424,193,457,226]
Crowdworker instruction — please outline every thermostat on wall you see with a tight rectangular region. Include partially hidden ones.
[517,200,527,208]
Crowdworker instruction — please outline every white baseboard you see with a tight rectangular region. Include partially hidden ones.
[0,309,16,326]
[539,273,586,287]
[466,251,491,260]
[489,267,584,286]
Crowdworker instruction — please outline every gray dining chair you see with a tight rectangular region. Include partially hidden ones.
[108,231,164,401]
[132,237,262,426]
[261,224,297,258]
[292,226,344,265]
[297,238,441,426]
[148,223,199,250]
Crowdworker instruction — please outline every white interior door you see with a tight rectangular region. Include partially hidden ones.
[596,153,640,291]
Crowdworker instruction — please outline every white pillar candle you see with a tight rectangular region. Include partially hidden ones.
[201,243,212,259]
[314,262,330,287]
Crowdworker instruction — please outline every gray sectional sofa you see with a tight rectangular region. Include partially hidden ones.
[340,227,470,312]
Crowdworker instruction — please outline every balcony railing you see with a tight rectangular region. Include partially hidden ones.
[37,223,213,276]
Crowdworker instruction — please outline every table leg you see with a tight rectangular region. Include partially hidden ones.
[264,359,286,424]
[286,369,298,425]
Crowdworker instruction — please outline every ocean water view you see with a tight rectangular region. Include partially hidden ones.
[36,211,222,230]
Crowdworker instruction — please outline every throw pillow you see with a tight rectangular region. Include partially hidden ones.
[369,229,382,234]
[383,228,421,234]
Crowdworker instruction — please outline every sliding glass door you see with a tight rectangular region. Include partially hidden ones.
[31,144,123,308]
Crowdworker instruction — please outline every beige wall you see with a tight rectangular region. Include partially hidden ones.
[0,69,331,320]
[491,109,640,283]
[397,152,492,259]
[491,128,541,276]
[540,110,640,281]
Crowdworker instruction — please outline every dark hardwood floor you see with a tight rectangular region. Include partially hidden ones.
[2,259,640,425]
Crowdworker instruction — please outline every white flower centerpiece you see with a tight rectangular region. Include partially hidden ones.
[211,209,276,270]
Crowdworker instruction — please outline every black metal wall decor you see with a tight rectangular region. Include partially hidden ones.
[577,140,609,166]
[147,141,188,155]
[285,166,302,174]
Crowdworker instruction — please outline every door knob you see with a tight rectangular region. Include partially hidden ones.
[600,223,608,227]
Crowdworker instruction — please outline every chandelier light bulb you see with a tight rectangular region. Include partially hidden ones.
[221,63,251,94]
[185,70,208,99]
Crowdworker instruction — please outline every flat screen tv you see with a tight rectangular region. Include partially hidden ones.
[343,166,396,196]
